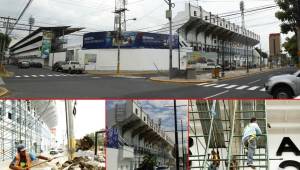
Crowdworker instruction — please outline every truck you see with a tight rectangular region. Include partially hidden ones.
[265,70,300,98]
[61,61,85,74]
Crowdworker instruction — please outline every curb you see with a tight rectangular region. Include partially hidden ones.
[0,87,8,97]
[218,68,281,81]
[149,77,214,84]
[149,68,281,84]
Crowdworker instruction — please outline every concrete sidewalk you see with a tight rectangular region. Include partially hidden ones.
[149,67,284,84]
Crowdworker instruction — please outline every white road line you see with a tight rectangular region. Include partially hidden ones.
[225,85,238,89]
[248,86,260,91]
[204,83,217,87]
[91,77,101,79]
[15,76,21,78]
[247,79,261,85]
[31,75,37,77]
[260,88,266,91]
[214,84,228,88]
[47,75,53,77]
[196,83,209,86]
[23,75,29,77]
[205,90,229,99]
[39,75,45,77]
[236,85,249,90]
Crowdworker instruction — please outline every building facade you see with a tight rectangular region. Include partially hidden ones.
[169,3,260,68]
[0,100,57,162]
[9,26,82,66]
[107,101,175,170]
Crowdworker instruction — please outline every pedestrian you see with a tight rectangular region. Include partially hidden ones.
[242,117,262,169]
[9,144,52,170]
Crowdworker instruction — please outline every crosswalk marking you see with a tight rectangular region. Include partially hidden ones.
[16,76,21,78]
[248,86,260,91]
[236,85,249,90]
[196,83,209,86]
[214,84,228,88]
[47,75,53,77]
[204,83,217,87]
[14,74,87,79]
[39,75,45,77]
[225,85,238,89]
[260,88,266,91]
[31,75,37,77]
[24,75,29,77]
[196,83,266,92]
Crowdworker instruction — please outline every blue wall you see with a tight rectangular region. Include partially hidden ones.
[83,31,179,49]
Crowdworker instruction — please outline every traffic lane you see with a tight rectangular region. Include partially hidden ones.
[211,88,272,99]
[4,77,190,98]
[122,85,238,98]
[5,65,56,75]
[219,68,296,86]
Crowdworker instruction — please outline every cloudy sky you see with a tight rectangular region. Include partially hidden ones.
[0,0,289,52]
[106,100,188,146]
[55,100,105,144]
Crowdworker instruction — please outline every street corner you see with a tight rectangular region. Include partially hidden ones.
[0,86,9,97]
[149,76,215,84]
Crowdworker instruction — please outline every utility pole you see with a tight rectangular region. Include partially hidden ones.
[164,0,175,79]
[173,100,179,170]
[0,16,16,65]
[181,119,185,170]
[28,16,35,35]
[260,43,262,71]
[114,0,127,74]
[65,100,75,160]
[240,1,249,73]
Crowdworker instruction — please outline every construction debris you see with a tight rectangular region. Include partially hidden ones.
[76,136,94,151]
[57,156,102,170]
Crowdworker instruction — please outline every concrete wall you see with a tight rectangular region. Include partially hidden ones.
[49,52,66,67]
[78,49,183,71]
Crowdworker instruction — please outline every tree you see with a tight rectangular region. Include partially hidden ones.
[275,0,300,63]
[275,0,299,34]
[283,35,298,63]
[137,154,157,170]
[255,47,268,58]
[0,32,11,52]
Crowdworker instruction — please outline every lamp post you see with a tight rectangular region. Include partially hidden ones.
[116,17,136,74]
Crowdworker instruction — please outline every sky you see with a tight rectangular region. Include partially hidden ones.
[0,0,292,52]
[106,100,188,145]
[54,100,105,144]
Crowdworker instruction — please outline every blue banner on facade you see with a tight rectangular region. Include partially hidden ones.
[107,128,119,149]
[83,31,179,49]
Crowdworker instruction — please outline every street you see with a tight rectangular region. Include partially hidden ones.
[2,65,297,98]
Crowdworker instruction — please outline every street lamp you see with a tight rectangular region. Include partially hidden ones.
[116,17,137,74]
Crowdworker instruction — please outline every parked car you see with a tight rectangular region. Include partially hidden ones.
[265,70,300,98]
[30,62,43,68]
[18,61,30,69]
[52,61,66,72]
[61,61,85,74]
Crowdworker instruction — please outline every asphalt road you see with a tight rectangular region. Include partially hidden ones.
[2,65,297,98]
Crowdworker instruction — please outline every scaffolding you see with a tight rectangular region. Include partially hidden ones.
[189,100,272,170]
[0,100,51,162]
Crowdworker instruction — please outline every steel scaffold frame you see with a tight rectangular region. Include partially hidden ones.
[0,100,51,162]
[189,100,272,170]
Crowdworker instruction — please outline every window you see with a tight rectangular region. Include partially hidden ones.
[143,116,146,121]
[194,11,197,16]
[205,16,208,20]
[135,108,138,114]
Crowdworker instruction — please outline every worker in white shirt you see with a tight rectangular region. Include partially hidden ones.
[242,117,262,169]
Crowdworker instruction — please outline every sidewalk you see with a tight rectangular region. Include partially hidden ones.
[149,67,283,84]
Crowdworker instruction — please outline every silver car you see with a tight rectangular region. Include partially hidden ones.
[265,70,300,98]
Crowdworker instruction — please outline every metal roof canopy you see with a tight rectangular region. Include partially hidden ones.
[10,26,84,49]
[31,100,58,128]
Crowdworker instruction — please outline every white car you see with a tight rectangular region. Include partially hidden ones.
[61,61,85,74]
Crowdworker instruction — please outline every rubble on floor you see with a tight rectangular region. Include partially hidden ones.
[57,156,103,170]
